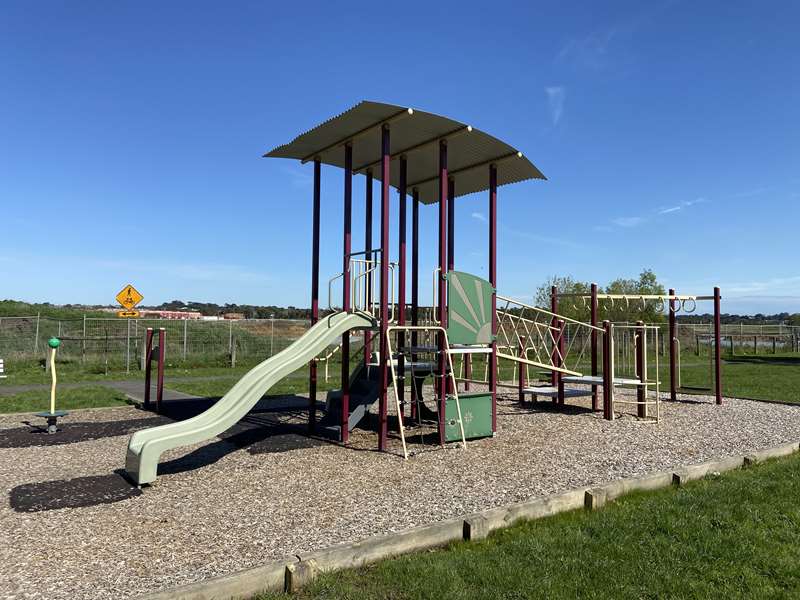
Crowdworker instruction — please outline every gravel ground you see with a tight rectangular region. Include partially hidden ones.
[2,390,800,600]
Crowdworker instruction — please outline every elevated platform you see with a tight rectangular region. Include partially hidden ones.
[521,386,593,399]
[562,375,661,387]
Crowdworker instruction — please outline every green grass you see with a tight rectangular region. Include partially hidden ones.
[664,352,800,403]
[260,454,800,599]
[0,385,131,413]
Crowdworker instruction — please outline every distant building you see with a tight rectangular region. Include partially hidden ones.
[222,312,246,320]
[136,309,203,320]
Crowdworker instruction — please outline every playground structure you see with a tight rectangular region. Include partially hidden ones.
[123,100,726,485]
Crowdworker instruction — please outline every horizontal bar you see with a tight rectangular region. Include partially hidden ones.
[556,293,715,301]
[496,352,581,376]
[300,108,413,164]
[354,125,472,173]
[407,151,522,189]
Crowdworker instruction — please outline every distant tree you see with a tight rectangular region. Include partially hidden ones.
[534,269,667,324]
[602,269,666,323]
[534,275,592,321]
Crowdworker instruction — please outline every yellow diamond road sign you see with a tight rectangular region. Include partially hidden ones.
[116,284,143,310]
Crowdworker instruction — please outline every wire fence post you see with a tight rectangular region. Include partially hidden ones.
[183,319,188,361]
[228,320,233,368]
[82,314,87,363]
[33,312,40,353]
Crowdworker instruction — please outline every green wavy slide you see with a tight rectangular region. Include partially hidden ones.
[125,311,375,485]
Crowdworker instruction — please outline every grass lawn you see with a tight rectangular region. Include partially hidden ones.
[665,352,800,403]
[260,453,800,599]
[0,385,131,413]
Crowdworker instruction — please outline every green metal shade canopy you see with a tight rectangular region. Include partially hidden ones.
[264,100,546,204]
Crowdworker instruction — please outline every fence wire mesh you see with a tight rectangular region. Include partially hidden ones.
[0,316,314,368]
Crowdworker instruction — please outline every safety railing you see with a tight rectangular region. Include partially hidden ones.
[328,249,397,322]
[495,295,604,376]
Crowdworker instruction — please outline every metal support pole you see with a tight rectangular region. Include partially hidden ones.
[550,287,558,387]
[714,286,722,405]
[82,314,87,364]
[378,126,391,450]
[518,336,526,405]
[557,320,566,404]
[411,188,420,419]
[308,158,321,432]
[489,164,498,433]
[33,312,40,353]
[363,169,373,366]
[669,288,677,401]
[126,319,131,374]
[603,320,614,420]
[341,144,353,443]
[590,283,599,410]
[636,320,646,418]
[397,157,407,422]
[436,140,448,446]
[157,328,165,413]
[182,318,188,361]
[144,328,153,410]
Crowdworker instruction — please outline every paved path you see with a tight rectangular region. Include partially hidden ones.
[0,375,232,397]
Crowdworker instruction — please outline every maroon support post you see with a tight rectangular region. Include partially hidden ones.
[397,157,407,422]
[378,125,390,450]
[636,320,646,418]
[363,169,373,366]
[714,286,722,405]
[437,140,448,446]
[518,336,526,405]
[550,286,559,387]
[309,158,321,432]
[411,188,420,419]
[556,320,565,404]
[590,283,599,410]
[669,288,677,402]
[489,164,498,433]
[340,145,353,443]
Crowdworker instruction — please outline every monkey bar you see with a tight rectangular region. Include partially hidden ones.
[552,286,723,406]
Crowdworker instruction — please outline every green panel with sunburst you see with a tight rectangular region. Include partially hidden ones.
[445,271,495,345]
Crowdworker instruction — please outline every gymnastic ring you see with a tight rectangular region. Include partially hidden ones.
[654,298,666,313]
[682,298,697,313]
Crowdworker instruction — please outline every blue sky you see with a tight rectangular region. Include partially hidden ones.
[1,1,798,314]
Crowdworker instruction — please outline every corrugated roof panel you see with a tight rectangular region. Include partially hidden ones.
[264,100,545,204]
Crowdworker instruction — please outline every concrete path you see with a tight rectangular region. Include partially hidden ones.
[0,375,231,397]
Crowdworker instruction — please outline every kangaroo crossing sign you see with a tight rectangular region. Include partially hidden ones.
[116,284,143,312]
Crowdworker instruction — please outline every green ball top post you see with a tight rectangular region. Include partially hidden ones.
[48,337,61,349]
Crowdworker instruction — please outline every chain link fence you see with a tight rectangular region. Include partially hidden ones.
[0,316,314,370]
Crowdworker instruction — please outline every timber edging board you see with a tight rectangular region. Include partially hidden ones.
[137,441,800,599]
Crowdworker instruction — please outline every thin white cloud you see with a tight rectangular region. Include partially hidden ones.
[545,86,565,126]
[471,212,487,223]
[612,216,645,228]
[503,224,582,249]
[280,165,313,189]
[657,197,707,215]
